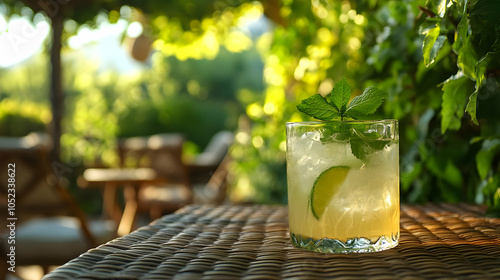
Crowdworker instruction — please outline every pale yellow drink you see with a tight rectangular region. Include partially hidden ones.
[286,120,399,253]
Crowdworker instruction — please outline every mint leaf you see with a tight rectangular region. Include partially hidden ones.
[297,94,341,120]
[349,136,389,161]
[349,129,390,161]
[330,78,351,115]
[350,138,372,161]
[344,87,388,119]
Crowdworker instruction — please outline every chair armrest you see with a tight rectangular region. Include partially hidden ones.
[78,168,165,188]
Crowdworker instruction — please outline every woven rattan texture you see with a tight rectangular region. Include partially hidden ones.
[44,204,500,280]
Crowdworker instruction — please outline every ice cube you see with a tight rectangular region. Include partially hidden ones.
[367,124,386,136]
[302,131,321,142]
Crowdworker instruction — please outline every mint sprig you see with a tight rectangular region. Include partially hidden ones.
[295,94,341,121]
[297,78,388,121]
[296,78,390,161]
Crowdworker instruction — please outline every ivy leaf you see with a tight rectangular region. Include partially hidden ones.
[458,42,478,80]
[452,0,469,52]
[344,87,388,119]
[476,139,500,180]
[430,36,447,66]
[330,78,351,115]
[466,90,479,125]
[297,94,341,121]
[440,74,472,134]
[463,48,494,126]
[422,25,447,66]
[436,0,452,18]
[453,0,479,81]
[475,52,494,86]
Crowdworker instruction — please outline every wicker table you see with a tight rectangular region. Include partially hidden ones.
[43,203,500,279]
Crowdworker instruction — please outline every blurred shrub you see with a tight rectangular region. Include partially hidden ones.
[117,94,237,148]
[0,55,51,137]
[0,112,46,137]
[166,47,265,102]
[0,99,49,136]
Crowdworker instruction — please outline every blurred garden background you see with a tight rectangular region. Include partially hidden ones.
[1,0,499,215]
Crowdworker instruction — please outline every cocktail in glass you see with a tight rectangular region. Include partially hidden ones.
[286,120,399,253]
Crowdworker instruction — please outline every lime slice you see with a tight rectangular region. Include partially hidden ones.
[310,166,350,220]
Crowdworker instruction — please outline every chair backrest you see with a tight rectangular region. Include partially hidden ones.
[193,131,233,166]
[0,133,65,216]
[118,133,189,186]
[0,132,96,245]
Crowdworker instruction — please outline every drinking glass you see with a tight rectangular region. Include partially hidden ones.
[286,120,399,253]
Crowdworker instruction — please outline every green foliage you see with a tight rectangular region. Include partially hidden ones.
[2,0,244,27]
[59,49,251,165]
[0,58,51,136]
[353,0,499,213]
[228,0,500,214]
[476,139,500,180]
[0,55,50,103]
[416,0,500,213]
[165,47,265,102]
[230,0,367,203]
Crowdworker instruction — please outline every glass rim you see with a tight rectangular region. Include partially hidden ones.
[286,119,398,126]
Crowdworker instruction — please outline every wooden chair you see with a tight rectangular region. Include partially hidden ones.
[124,133,192,219]
[0,132,116,278]
[137,132,234,213]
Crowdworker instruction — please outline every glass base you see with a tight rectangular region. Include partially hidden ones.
[290,232,399,253]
